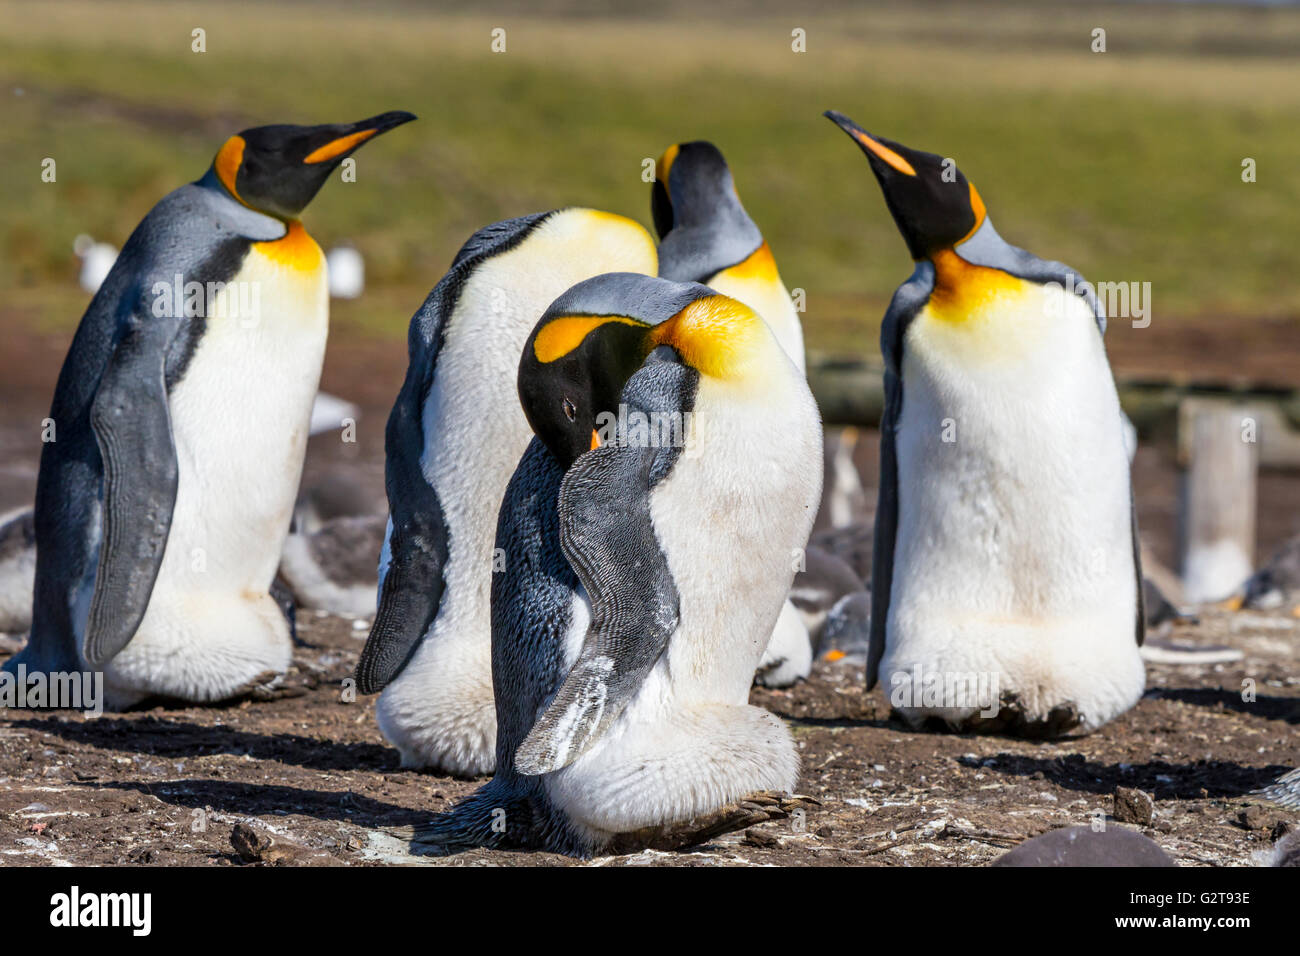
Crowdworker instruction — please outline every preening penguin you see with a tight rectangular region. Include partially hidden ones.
[5,112,414,708]
[354,210,658,776]
[420,273,822,856]
[825,110,1145,736]
[654,140,812,687]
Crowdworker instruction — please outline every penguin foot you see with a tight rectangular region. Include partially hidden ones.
[602,792,819,855]
[229,669,286,700]
[395,822,480,855]
[918,694,1085,739]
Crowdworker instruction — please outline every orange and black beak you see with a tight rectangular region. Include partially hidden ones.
[211,111,416,219]
[823,109,983,260]
[295,111,417,167]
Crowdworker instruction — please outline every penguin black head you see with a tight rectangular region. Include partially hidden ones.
[823,110,986,261]
[518,273,712,470]
[652,141,763,282]
[208,111,416,220]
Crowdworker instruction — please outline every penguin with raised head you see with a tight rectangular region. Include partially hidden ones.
[652,141,804,370]
[4,112,415,708]
[354,210,658,776]
[824,110,1144,735]
[654,140,812,686]
[417,272,822,855]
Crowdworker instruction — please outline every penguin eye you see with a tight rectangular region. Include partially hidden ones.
[562,398,577,423]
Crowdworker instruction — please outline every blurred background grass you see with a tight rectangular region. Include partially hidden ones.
[2,0,1298,351]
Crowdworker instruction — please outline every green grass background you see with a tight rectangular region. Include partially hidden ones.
[2,0,1298,350]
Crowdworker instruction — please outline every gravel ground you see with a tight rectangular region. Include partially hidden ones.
[1,606,1295,867]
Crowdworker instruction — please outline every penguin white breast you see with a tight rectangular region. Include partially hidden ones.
[643,369,823,708]
[157,230,329,593]
[889,277,1137,678]
[707,247,805,373]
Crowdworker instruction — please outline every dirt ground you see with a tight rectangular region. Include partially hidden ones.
[0,606,1295,867]
[0,320,1297,867]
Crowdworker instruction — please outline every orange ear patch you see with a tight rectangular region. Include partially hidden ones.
[214,136,246,200]
[655,144,680,195]
[957,182,987,245]
[533,314,647,363]
[304,129,377,164]
[852,129,917,176]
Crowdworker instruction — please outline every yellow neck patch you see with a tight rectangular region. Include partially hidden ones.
[649,295,766,380]
[214,136,246,202]
[254,220,324,271]
[925,249,1026,324]
[714,240,778,283]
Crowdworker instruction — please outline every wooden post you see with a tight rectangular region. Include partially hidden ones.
[1178,400,1258,603]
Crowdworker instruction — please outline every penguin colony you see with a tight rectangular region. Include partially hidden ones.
[8,102,1240,859]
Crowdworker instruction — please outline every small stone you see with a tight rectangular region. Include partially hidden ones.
[231,822,271,862]
[743,827,779,848]
[815,826,834,839]
[1237,806,1285,832]
[1114,787,1154,826]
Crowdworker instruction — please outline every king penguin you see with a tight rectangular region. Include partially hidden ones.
[824,110,1145,736]
[414,272,822,856]
[4,112,415,708]
[653,140,812,687]
[653,141,805,370]
[354,210,658,776]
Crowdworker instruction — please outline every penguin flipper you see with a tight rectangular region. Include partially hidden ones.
[1130,486,1146,647]
[355,368,447,695]
[515,440,680,776]
[83,312,180,668]
[867,368,901,690]
[867,266,931,691]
